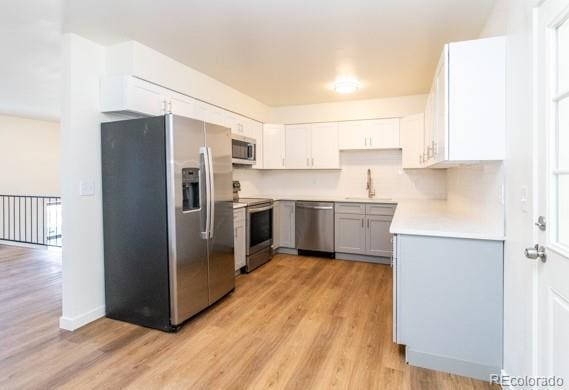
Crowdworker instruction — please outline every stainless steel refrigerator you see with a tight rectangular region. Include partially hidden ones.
[101,114,234,331]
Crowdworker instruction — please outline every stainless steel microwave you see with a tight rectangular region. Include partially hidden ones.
[232,134,256,165]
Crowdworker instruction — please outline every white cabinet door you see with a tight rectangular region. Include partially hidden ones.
[335,213,366,254]
[423,90,434,165]
[279,201,295,248]
[168,92,196,118]
[122,77,166,116]
[432,49,448,164]
[206,105,228,127]
[401,114,425,169]
[263,124,285,169]
[338,121,367,150]
[233,208,246,271]
[310,122,339,169]
[367,118,400,149]
[285,124,312,169]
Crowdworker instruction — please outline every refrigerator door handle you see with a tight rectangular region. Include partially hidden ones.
[200,146,211,240]
[207,146,215,239]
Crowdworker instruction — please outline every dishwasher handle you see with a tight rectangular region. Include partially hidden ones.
[296,205,334,210]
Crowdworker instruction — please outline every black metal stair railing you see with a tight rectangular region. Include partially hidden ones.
[0,195,62,247]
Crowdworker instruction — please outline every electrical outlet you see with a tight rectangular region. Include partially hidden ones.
[79,180,95,196]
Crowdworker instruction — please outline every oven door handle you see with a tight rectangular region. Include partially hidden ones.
[248,205,273,214]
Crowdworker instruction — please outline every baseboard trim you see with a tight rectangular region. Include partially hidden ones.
[275,247,298,255]
[335,252,391,265]
[59,305,105,331]
[406,348,500,382]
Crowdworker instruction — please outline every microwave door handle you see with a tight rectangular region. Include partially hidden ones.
[207,147,215,239]
[200,147,211,240]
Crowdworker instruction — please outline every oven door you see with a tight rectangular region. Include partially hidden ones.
[246,204,273,255]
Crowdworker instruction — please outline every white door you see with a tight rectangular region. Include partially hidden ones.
[535,0,569,380]
[366,119,400,149]
[310,122,339,168]
[338,120,367,149]
[263,124,285,169]
[285,124,311,169]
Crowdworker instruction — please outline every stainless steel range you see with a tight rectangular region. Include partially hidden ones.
[239,197,274,272]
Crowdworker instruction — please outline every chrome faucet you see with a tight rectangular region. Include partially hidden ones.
[366,169,375,199]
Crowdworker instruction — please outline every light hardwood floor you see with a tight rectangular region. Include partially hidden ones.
[0,244,498,389]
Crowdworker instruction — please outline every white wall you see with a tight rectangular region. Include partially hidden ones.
[470,0,538,380]
[106,41,271,122]
[270,94,427,124]
[236,150,446,200]
[0,115,60,195]
[59,33,126,330]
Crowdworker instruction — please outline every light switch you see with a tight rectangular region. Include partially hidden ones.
[79,180,95,196]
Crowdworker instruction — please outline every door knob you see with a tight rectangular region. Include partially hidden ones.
[525,244,546,263]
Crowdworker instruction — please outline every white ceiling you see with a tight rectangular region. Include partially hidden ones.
[64,0,496,107]
[0,1,61,121]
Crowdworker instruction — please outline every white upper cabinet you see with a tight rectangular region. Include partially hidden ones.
[338,118,400,150]
[285,124,312,169]
[310,122,339,169]
[367,118,400,149]
[338,121,368,150]
[423,36,506,167]
[100,76,166,116]
[401,113,425,169]
[263,124,285,169]
[283,123,339,169]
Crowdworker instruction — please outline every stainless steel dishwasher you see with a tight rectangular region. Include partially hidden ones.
[295,201,335,253]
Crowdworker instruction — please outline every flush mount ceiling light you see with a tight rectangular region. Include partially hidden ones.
[334,79,360,94]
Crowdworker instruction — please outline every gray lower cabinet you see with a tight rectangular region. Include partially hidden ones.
[233,208,246,271]
[275,200,295,249]
[394,233,503,381]
[365,215,392,256]
[335,202,394,258]
[335,213,366,254]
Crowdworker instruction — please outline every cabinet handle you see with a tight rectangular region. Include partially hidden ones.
[361,219,364,228]
[370,137,373,147]
[364,137,367,147]
[306,157,309,167]
[367,219,370,228]
[311,157,314,166]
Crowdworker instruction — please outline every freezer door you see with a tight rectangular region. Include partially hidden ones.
[205,123,235,304]
[166,115,209,325]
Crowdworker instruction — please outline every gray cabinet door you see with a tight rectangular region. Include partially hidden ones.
[365,215,393,257]
[279,201,295,248]
[335,213,366,254]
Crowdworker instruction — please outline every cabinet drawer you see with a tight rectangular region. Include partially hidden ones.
[335,203,365,214]
[365,204,395,216]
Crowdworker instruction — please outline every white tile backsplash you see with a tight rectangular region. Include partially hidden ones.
[234,150,447,200]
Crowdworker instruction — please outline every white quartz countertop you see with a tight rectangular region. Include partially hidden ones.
[233,202,247,209]
[389,200,505,241]
[251,194,398,204]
